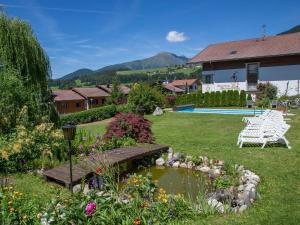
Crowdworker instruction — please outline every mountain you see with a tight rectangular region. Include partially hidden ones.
[278,25,300,35]
[59,52,189,80]
[60,68,94,81]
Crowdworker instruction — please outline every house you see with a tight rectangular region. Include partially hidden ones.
[162,83,185,94]
[52,90,85,114]
[170,79,198,93]
[97,84,131,103]
[188,32,300,96]
[72,87,110,109]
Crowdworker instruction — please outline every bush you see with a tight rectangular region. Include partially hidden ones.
[257,82,278,101]
[204,92,210,107]
[239,90,247,107]
[104,113,154,143]
[0,123,66,172]
[166,95,177,107]
[210,92,215,107]
[221,91,227,107]
[233,90,240,106]
[128,83,165,114]
[215,91,221,107]
[60,105,117,125]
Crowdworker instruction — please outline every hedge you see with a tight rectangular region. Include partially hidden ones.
[60,105,117,125]
[175,90,247,108]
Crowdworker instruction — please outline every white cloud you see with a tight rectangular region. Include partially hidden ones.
[166,31,188,43]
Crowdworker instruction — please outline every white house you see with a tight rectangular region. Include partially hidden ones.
[188,32,300,96]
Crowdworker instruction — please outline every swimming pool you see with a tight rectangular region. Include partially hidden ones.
[177,108,265,115]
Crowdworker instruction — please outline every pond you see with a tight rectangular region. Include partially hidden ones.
[121,165,211,201]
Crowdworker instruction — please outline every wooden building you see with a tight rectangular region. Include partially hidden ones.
[52,90,85,114]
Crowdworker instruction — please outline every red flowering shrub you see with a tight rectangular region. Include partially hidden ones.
[104,113,154,143]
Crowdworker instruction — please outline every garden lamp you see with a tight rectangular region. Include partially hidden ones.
[62,124,76,194]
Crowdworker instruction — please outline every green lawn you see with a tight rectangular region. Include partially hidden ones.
[79,111,300,225]
[12,111,300,224]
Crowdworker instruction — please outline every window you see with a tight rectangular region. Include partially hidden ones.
[76,102,81,108]
[61,102,68,109]
[203,74,213,84]
[91,99,98,105]
[102,99,105,104]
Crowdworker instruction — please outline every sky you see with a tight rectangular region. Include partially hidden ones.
[2,0,300,78]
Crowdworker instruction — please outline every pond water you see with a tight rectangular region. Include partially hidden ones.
[121,166,210,201]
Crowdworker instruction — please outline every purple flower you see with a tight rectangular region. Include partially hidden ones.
[96,134,100,139]
[85,202,96,216]
[78,144,83,150]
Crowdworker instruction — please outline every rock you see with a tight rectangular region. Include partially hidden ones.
[214,160,224,167]
[203,156,209,165]
[238,204,248,213]
[167,152,173,160]
[187,161,195,169]
[179,162,187,168]
[249,187,256,199]
[167,148,173,154]
[238,192,251,206]
[211,188,234,203]
[172,161,180,168]
[153,107,164,116]
[237,165,244,172]
[238,185,244,192]
[156,157,165,166]
[198,166,210,173]
[209,168,221,179]
[73,184,82,193]
[207,198,225,213]
[172,153,180,161]
[83,184,90,195]
[186,155,192,161]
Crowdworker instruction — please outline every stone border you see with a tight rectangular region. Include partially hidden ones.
[155,148,260,213]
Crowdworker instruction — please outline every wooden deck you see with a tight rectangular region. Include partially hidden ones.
[43,144,168,187]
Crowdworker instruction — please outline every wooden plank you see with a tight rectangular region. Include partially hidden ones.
[43,144,168,186]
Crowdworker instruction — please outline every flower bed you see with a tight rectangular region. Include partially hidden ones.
[155,148,260,213]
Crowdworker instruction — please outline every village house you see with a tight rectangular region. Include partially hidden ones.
[162,83,185,94]
[169,79,198,93]
[52,90,85,114]
[72,87,110,109]
[188,32,300,96]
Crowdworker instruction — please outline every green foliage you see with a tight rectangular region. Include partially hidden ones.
[0,14,56,129]
[239,90,247,107]
[247,94,252,101]
[233,90,240,106]
[60,105,117,125]
[128,83,165,114]
[204,92,210,107]
[0,123,66,173]
[107,80,125,105]
[221,91,227,107]
[215,91,221,107]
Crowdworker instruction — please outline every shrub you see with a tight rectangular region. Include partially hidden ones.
[221,91,227,107]
[239,90,247,107]
[0,123,66,172]
[215,91,221,107]
[128,83,165,114]
[166,95,177,107]
[210,92,215,107]
[104,113,154,143]
[257,82,278,101]
[233,90,240,106]
[60,105,117,125]
[204,92,210,107]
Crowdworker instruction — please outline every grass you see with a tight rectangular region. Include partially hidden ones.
[10,110,300,224]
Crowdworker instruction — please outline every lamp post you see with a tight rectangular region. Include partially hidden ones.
[62,124,76,194]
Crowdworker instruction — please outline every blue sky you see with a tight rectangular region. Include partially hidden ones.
[3,0,300,78]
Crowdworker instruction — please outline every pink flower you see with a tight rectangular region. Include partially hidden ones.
[85,202,96,216]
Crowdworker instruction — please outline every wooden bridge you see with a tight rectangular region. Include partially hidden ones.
[43,144,168,188]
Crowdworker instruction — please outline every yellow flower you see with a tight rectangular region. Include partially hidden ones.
[22,215,28,220]
[8,201,13,205]
[12,143,22,153]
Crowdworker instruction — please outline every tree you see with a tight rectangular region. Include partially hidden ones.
[221,91,227,107]
[233,90,240,106]
[239,90,247,107]
[204,92,210,107]
[108,80,124,105]
[0,13,57,128]
[215,91,221,107]
[128,83,165,114]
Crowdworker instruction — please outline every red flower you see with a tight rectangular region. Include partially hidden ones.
[133,218,141,225]
[96,167,102,174]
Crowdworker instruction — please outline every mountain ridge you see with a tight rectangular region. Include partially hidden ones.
[59,52,189,80]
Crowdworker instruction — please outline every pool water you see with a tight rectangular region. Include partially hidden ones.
[121,166,210,200]
[177,108,265,115]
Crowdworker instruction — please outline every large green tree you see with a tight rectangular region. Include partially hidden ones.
[0,13,58,133]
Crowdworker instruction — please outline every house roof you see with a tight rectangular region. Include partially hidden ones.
[170,79,198,86]
[189,32,300,64]
[52,90,85,101]
[163,84,185,93]
[72,87,110,98]
[97,84,131,95]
